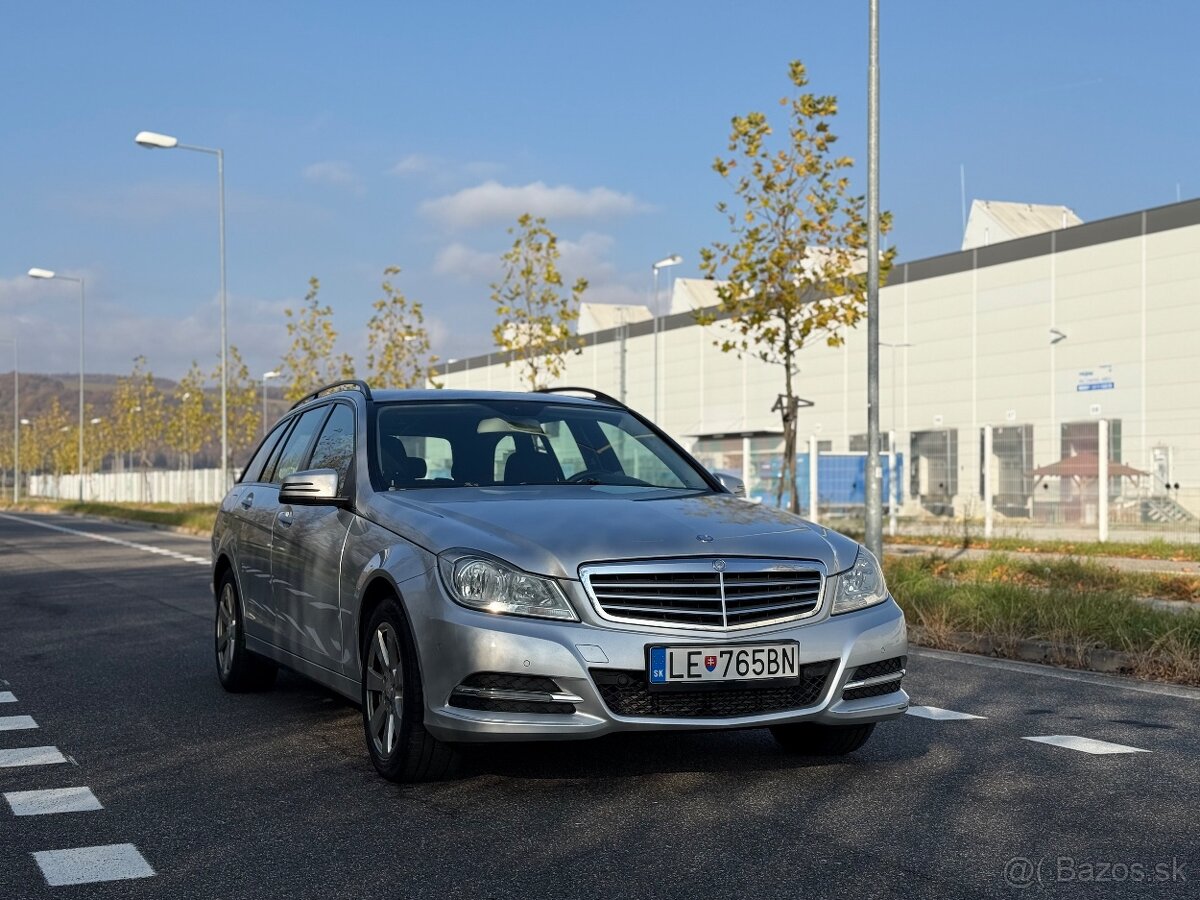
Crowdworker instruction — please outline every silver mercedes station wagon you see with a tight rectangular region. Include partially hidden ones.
[212,381,908,781]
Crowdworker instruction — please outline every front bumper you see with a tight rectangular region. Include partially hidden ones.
[408,571,909,742]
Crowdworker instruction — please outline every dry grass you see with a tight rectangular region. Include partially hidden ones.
[886,552,1200,685]
[2,499,217,535]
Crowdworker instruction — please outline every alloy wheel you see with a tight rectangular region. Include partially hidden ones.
[364,623,404,757]
[216,582,238,676]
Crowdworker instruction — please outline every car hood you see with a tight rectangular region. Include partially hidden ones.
[363,487,858,579]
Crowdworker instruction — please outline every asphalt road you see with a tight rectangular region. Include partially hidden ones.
[0,510,1196,899]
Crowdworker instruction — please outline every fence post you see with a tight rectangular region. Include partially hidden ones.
[888,430,897,537]
[1098,418,1109,542]
[983,424,994,539]
[808,435,819,525]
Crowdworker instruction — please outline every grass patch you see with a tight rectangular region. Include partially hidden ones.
[886,533,1200,563]
[886,552,1200,685]
[2,499,217,534]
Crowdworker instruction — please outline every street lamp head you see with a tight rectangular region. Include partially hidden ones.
[27,268,55,279]
[135,130,179,149]
[263,370,281,380]
[90,417,102,424]
[19,418,31,425]
[653,254,684,271]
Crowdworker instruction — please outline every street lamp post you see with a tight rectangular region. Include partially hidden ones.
[3,338,16,503]
[651,255,683,421]
[135,130,229,490]
[262,371,281,436]
[27,268,85,501]
[865,0,884,558]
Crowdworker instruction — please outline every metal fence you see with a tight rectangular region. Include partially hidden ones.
[28,468,232,505]
[690,416,1200,546]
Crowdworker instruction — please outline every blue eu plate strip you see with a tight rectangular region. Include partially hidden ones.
[649,647,667,683]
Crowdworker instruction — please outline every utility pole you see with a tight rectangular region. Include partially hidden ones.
[864,0,883,558]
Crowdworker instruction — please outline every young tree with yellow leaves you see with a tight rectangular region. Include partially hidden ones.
[698,60,895,512]
[365,267,440,389]
[491,214,587,391]
[281,277,355,402]
[166,361,213,469]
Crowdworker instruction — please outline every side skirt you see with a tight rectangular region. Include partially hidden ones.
[245,635,362,704]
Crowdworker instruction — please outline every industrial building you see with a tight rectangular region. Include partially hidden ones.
[441,198,1200,542]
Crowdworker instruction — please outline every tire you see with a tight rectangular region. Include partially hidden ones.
[215,570,278,692]
[770,722,876,756]
[361,596,457,783]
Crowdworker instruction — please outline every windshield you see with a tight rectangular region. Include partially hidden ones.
[371,400,712,492]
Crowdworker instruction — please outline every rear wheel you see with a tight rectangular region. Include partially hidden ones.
[770,722,876,756]
[361,597,457,782]
[215,571,277,692]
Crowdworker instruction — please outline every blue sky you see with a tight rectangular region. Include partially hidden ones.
[2,1,1196,380]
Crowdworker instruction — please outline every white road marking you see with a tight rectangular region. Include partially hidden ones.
[32,844,155,886]
[912,647,1200,702]
[0,746,68,768]
[1023,735,1151,755]
[4,787,103,816]
[906,705,987,721]
[0,691,16,703]
[0,512,209,566]
[0,714,38,731]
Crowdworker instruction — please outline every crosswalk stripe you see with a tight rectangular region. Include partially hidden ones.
[32,844,155,886]
[0,715,38,731]
[4,787,103,816]
[1023,734,1150,755]
[906,705,987,721]
[0,691,16,703]
[0,746,68,768]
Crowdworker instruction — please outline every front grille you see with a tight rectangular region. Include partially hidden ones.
[591,661,835,718]
[581,559,824,630]
[842,655,906,701]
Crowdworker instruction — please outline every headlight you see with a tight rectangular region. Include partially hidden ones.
[831,547,888,615]
[438,552,577,621]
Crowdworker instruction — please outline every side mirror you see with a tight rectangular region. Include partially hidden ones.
[279,469,348,507]
[712,470,747,498]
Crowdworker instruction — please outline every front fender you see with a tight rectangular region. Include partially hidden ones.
[341,516,436,679]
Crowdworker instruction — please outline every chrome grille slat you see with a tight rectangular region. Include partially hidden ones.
[584,591,723,603]
[580,558,825,630]
[721,588,821,604]
[594,604,723,618]
[722,598,819,616]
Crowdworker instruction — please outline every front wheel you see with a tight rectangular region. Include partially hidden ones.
[361,598,457,782]
[215,571,277,692]
[770,722,876,756]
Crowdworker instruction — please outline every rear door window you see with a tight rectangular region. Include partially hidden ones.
[308,403,356,492]
[271,407,330,485]
[240,419,292,484]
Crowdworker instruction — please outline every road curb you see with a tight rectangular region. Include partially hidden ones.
[909,625,1139,675]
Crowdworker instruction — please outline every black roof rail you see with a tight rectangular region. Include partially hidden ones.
[534,386,625,408]
[289,379,374,411]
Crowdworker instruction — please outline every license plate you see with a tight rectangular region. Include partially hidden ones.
[648,643,799,686]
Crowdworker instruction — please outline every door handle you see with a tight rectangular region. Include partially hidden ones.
[277,508,294,527]
[240,492,254,510]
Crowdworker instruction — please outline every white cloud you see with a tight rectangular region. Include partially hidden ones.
[303,161,363,194]
[388,155,505,185]
[389,154,434,176]
[421,181,648,228]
